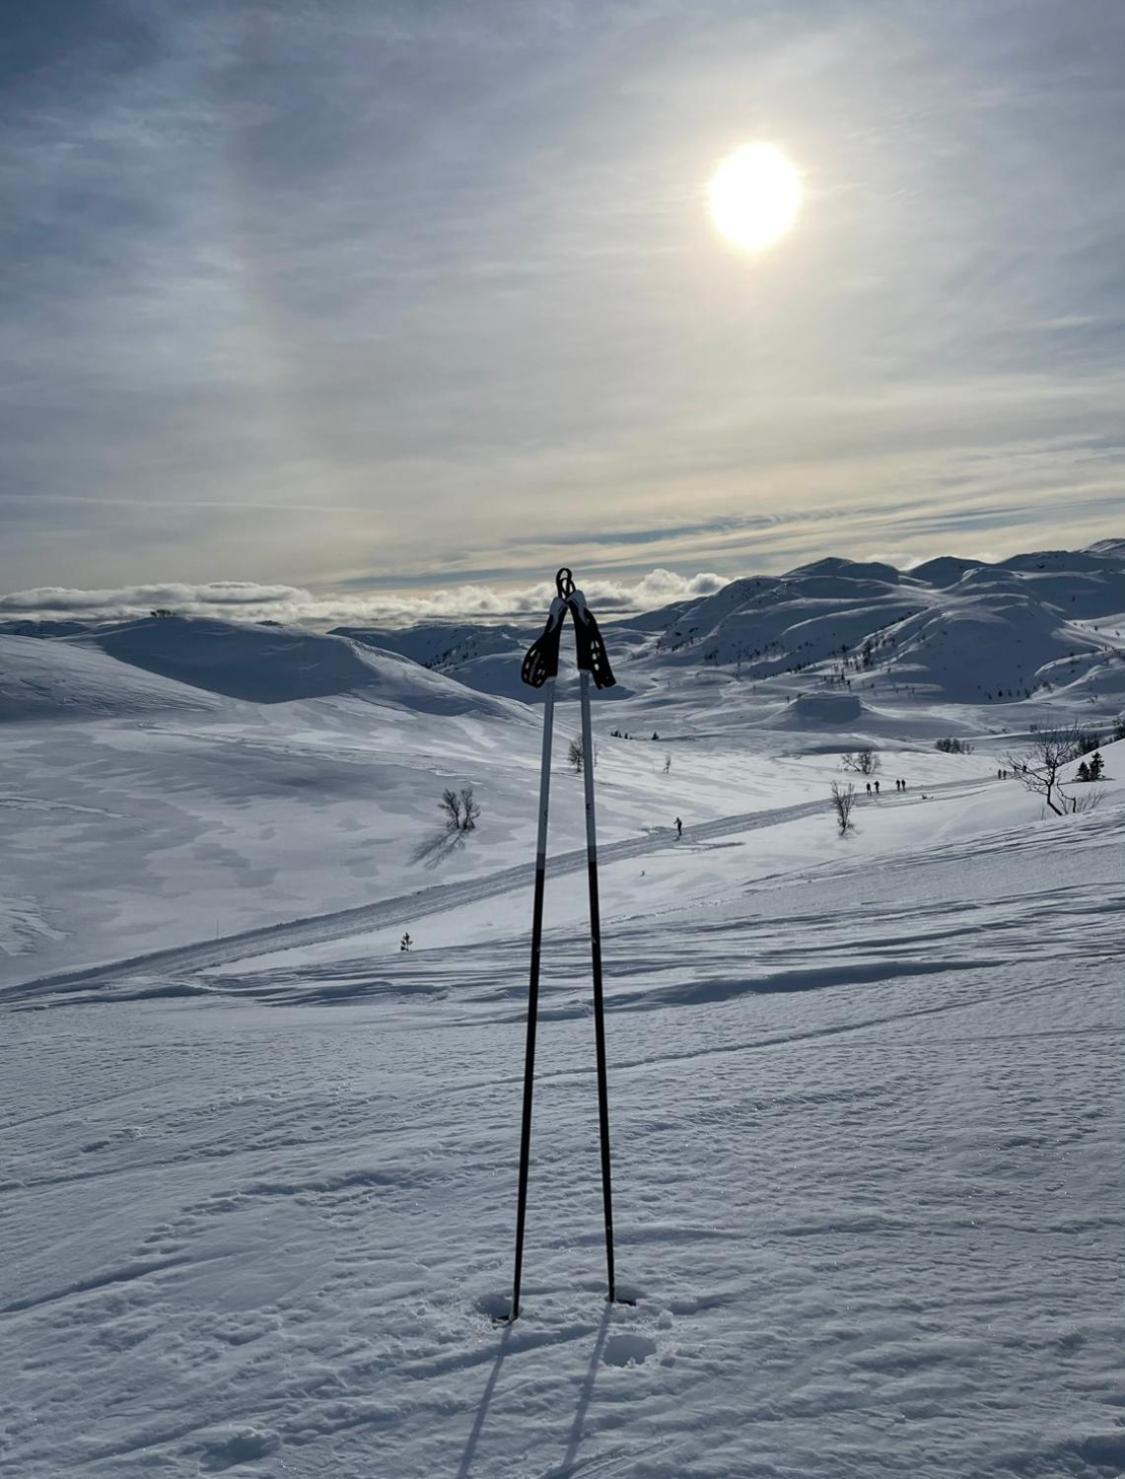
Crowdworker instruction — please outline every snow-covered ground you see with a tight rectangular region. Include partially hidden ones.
[2,570,1124,1477]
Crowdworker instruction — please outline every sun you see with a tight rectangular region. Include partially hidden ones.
[708,142,803,253]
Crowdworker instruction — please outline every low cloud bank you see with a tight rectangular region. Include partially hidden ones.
[0,570,728,628]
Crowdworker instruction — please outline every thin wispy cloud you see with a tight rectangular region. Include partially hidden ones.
[1,0,1123,597]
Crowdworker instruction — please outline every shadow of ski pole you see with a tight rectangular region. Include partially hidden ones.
[557,1304,612,1476]
[455,1325,513,1478]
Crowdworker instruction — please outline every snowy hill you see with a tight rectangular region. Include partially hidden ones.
[2,708,1122,1476]
[320,545,1125,720]
[335,622,540,702]
[3,541,1125,1477]
[64,616,523,718]
[907,554,986,587]
[1085,536,1125,559]
[13,544,1120,723]
[0,633,229,722]
[603,543,1125,720]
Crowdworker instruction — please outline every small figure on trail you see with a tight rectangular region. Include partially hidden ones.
[874,779,880,795]
[674,816,683,839]
[865,781,871,795]
[400,932,413,953]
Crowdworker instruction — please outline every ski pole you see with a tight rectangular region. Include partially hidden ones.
[579,665,616,1303]
[507,672,556,1322]
[503,573,570,1322]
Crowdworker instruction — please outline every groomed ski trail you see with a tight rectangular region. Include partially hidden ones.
[2,777,989,1005]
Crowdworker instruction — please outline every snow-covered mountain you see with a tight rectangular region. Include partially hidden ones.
[325,543,1125,717]
[6,542,1125,728]
[627,543,1125,703]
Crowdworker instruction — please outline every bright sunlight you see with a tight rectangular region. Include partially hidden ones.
[708,141,803,252]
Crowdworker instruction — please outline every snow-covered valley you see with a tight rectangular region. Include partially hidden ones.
[2,547,1123,1477]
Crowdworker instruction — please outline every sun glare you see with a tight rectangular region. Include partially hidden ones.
[708,142,802,253]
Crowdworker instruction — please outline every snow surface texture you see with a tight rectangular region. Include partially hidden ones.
[2,544,1124,1478]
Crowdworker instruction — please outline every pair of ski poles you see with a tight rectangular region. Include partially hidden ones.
[498,568,624,1323]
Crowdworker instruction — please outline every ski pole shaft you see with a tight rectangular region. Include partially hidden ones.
[509,677,556,1321]
[579,669,616,1303]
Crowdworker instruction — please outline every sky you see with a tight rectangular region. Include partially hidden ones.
[2,0,1124,622]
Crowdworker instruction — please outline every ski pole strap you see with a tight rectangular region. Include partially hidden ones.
[520,568,617,691]
[568,588,616,690]
[521,593,569,687]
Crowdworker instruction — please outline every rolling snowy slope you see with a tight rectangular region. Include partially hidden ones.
[0,633,229,722]
[2,548,1124,1478]
[1,748,1122,1478]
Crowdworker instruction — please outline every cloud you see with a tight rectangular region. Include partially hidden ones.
[0,569,728,627]
[2,2,1124,595]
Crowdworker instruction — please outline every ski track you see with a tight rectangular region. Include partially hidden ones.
[2,776,993,1008]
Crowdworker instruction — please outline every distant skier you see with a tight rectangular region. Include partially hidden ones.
[874,779,880,795]
[400,932,413,953]
[674,816,683,839]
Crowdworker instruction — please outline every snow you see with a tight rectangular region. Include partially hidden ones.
[72,616,523,716]
[2,547,1124,1477]
[762,691,866,727]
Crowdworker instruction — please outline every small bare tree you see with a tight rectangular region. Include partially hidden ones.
[438,786,480,831]
[663,754,672,775]
[831,781,856,835]
[460,786,480,831]
[439,788,462,830]
[568,738,584,773]
[842,749,880,775]
[1006,725,1081,816]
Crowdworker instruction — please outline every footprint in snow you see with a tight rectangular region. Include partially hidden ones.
[197,1426,279,1472]
[603,1333,656,1367]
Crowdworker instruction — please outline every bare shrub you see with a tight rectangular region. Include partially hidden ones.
[439,786,480,832]
[460,786,481,831]
[439,788,462,830]
[831,781,856,835]
[841,749,880,775]
[1006,724,1084,816]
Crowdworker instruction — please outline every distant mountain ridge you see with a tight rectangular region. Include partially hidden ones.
[3,541,1124,721]
[325,540,1125,711]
